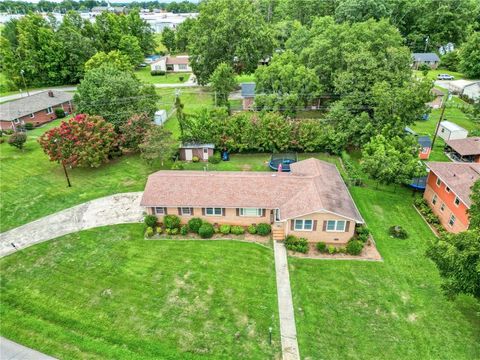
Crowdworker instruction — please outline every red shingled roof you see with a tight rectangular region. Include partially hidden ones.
[445,137,480,156]
[141,158,364,222]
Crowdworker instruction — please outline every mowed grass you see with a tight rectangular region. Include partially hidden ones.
[0,224,281,359]
[413,69,466,80]
[0,120,158,232]
[290,179,480,359]
[135,67,190,84]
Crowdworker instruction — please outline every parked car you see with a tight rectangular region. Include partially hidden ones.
[437,74,454,80]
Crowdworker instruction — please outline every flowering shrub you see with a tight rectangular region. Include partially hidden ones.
[38,114,118,168]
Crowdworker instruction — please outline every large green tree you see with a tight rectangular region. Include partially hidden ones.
[426,230,480,300]
[210,63,237,108]
[139,127,178,166]
[84,50,133,72]
[468,180,480,230]
[458,32,480,78]
[118,35,144,67]
[188,0,273,84]
[161,27,176,53]
[74,65,158,127]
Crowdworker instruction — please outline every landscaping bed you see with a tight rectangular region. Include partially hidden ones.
[287,239,382,261]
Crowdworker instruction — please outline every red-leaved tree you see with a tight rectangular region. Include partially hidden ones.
[38,114,118,168]
[119,113,153,152]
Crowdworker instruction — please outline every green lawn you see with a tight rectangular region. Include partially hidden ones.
[414,69,466,80]
[135,67,190,84]
[290,177,480,359]
[0,224,280,359]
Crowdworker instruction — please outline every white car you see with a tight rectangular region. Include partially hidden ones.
[437,74,454,80]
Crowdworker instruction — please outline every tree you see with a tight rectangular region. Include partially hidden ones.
[119,113,153,152]
[8,132,27,150]
[118,35,144,67]
[84,50,133,72]
[74,65,158,127]
[210,63,237,108]
[161,27,176,53]
[139,126,178,165]
[335,0,392,23]
[174,96,185,137]
[38,114,118,168]
[189,0,273,84]
[175,18,195,53]
[440,51,460,72]
[468,180,480,230]
[458,32,480,78]
[426,230,480,300]
[361,135,425,187]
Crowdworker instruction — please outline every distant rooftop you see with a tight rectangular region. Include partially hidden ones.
[445,137,480,156]
[412,53,440,62]
[241,82,256,97]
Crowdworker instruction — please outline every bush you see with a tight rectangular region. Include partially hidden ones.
[179,76,185,82]
[219,224,231,234]
[156,226,163,234]
[164,214,181,230]
[180,225,189,235]
[208,152,221,164]
[0,138,4,144]
[171,162,184,170]
[356,226,370,243]
[145,226,154,237]
[151,70,166,76]
[230,225,245,235]
[54,108,65,118]
[3,129,14,135]
[285,235,308,253]
[316,242,327,252]
[327,245,337,254]
[414,197,427,208]
[256,223,271,236]
[8,132,27,150]
[247,224,257,234]
[346,240,363,255]
[388,225,408,239]
[199,222,215,238]
[338,246,346,254]
[24,123,34,130]
[188,217,203,233]
[144,214,158,228]
[192,155,200,163]
[170,227,179,235]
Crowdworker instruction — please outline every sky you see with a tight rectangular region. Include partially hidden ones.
[11,0,198,3]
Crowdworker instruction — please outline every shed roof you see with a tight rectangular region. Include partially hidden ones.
[440,121,467,132]
[445,137,480,156]
[412,53,440,62]
[0,90,73,122]
[180,143,215,149]
[426,162,480,207]
[141,158,364,223]
[241,82,256,97]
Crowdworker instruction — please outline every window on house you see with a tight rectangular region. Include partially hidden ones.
[440,203,445,212]
[30,113,35,118]
[46,107,53,114]
[449,214,456,227]
[239,208,262,217]
[446,186,450,193]
[205,207,222,216]
[178,64,187,70]
[181,207,191,215]
[14,119,20,124]
[454,197,460,206]
[326,220,346,232]
[154,207,165,215]
[436,178,442,186]
[294,219,313,231]
[432,194,437,205]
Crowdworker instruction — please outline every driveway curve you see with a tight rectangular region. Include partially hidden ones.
[0,192,143,258]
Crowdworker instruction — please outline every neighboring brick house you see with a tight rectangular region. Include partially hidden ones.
[141,158,364,244]
[412,53,440,69]
[445,137,480,163]
[0,90,74,130]
[241,82,255,110]
[424,162,480,233]
[150,55,192,72]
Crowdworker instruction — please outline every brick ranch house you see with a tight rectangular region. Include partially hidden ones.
[424,162,480,233]
[141,158,364,244]
[0,90,74,131]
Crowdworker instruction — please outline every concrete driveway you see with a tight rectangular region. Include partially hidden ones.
[0,192,144,257]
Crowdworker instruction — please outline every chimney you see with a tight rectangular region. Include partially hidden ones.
[48,90,54,97]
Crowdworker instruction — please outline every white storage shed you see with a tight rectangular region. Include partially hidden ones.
[437,121,468,141]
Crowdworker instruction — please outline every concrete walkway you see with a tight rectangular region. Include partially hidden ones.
[0,192,143,257]
[0,337,57,360]
[274,241,300,360]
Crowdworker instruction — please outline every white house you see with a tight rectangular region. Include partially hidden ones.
[150,55,192,72]
[462,82,480,102]
[437,121,469,141]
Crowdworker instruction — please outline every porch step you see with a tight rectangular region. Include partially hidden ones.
[272,229,285,241]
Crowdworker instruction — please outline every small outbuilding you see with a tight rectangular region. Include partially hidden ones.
[444,137,480,163]
[241,82,256,110]
[437,121,468,142]
[154,110,168,125]
[418,136,432,160]
[179,143,215,162]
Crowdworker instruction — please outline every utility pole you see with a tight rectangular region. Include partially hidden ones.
[424,36,429,53]
[20,69,29,96]
[431,90,451,150]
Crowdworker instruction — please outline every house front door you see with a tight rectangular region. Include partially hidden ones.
[203,148,209,161]
[185,149,193,161]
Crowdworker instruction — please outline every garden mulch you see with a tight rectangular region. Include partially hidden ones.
[288,240,382,261]
[146,232,272,246]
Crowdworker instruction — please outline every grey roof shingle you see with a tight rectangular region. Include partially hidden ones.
[0,90,74,121]
[241,82,256,97]
[412,53,440,62]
